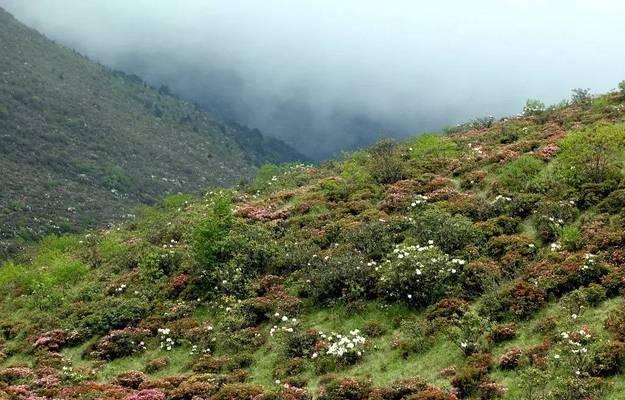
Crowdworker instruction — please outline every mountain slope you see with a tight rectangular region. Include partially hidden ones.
[1,87,625,399]
[0,8,303,257]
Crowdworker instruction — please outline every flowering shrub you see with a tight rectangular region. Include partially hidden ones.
[499,348,523,370]
[241,285,303,325]
[378,244,466,308]
[408,208,482,254]
[89,328,151,360]
[144,356,169,374]
[481,281,546,321]
[112,370,146,389]
[302,253,378,305]
[318,376,372,400]
[124,389,166,400]
[490,323,516,343]
[31,329,82,351]
[446,311,493,356]
[0,367,34,384]
[157,328,176,351]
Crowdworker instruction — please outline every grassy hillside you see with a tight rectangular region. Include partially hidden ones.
[2,85,625,399]
[0,8,303,259]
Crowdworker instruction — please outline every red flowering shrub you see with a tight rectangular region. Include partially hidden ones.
[524,341,551,369]
[241,285,303,325]
[124,389,166,400]
[499,348,523,370]
[601,267,625,296]
[112,371,147,389]
[167,274,190,293]
[450,366,483,398]
[144,357,170,374]
[89,327,151,360]
[0,367,34,384]
[59,382,129,400]
[527,254,608,297]
[490,324,516,343]
[482,281,546,321]
[426,298,469,326]
[409,388,458,400]
[31,329,82,351]
[318,376,372,400]
[381,179,420,211]
[235,202,289,221]
[170,379,217,400]
[537,143,559,160]
[478,380,507,399]
[210,383,265,400]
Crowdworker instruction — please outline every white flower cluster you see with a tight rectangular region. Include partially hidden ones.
[550,242,562,252]
[580,253,597,271]
[114,284,127,293]
[320,329,366,359]
[561,328,592,356]
[158,328,175,351]
[190,344,211,355]
[410,195,429,207]
[492,194,512,203]
[162,239,178,249]
[269,313,298,337]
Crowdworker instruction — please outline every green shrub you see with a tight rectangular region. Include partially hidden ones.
[523,99,546,116]
[192,191,233,269]
[619,80,625,96]
[368,139,406,184]
[377,244,467,308]
[303,253,377,305]
[560,225,585,251]
[496,155,544,192]
[409,207,482,254]
[554,123,625,187]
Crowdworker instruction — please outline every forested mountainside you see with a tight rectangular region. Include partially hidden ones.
[0,8,303,258]
[1,84,625,399]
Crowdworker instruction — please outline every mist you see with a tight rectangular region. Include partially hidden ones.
[2,0,625,159]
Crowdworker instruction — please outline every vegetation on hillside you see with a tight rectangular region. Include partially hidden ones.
[1,83,625,399]
[0,8,303,259]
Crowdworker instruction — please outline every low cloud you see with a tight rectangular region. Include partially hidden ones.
[3,0,625,158]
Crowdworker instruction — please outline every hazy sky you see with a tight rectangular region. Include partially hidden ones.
[2,0,625,158]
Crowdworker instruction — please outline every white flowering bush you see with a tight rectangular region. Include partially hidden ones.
[557,327,594,376]
[158,328,175,351]
[322,330,366,359]
[377,243,466,308]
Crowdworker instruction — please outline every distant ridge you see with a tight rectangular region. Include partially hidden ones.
[0,8,304,257]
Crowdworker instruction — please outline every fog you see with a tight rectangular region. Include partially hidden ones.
[2,0,625,159]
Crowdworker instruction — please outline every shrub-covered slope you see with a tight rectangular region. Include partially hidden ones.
[1,87,625,400]
[0,8,303,258]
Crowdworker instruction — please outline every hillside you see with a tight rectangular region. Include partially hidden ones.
[1,85,625,400]
[0,8,303,258]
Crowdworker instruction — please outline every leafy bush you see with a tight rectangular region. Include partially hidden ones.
[496,155,544,192]
[571,88,592,109]
[192,192,233,275]
[523,99,546,116]
[409,207,482,254]
[88,327,151,360]
[560,225,585,251]
[378,244,467,308]
[554,123,625,187]
[368,139,406,184]
[300,252,378,305]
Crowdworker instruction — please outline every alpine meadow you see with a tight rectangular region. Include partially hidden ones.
[2,3,625,400]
